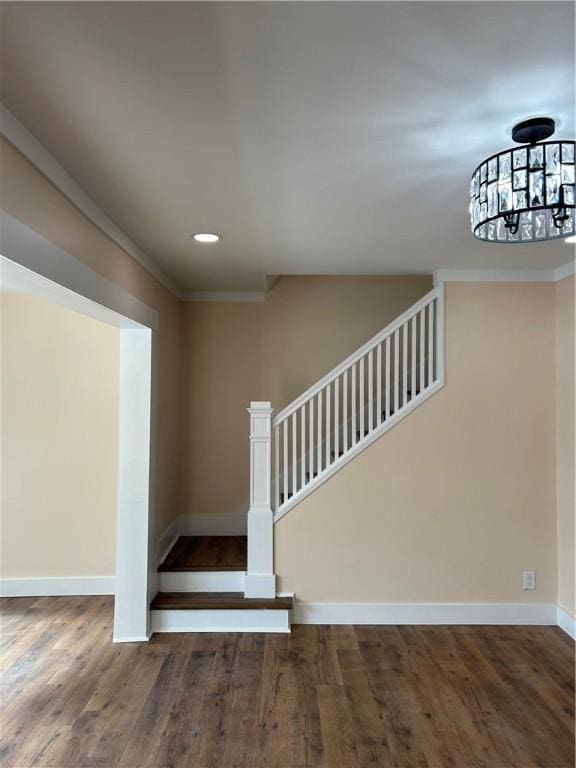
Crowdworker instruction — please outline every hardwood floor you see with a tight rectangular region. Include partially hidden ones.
[158,536,247,572]
[151,592,293,611]
[1,597,574,768]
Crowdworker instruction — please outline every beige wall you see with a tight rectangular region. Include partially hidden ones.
[1,293,119,577]
[181,275,432,518]
[1,137,184,541]
[276,282,559,604]
[2,136,571,609]
[556,275,575,617]
[260,276,433,410]
[182,301,264,521]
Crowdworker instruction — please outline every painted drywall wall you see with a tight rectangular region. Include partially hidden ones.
[0,136,183,542]
[1,292,119,577]
[181,275,432,518]
[556,274,575,618]
[276,282,559,604]
[2,133,570,609]
[260,276,434,409]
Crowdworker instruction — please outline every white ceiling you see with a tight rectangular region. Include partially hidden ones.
[1,1,574,292]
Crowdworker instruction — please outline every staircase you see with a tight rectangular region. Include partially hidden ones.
[151,536,293,632]
[151,285,444,634]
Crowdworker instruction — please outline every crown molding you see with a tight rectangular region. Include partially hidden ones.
[555,261,576,281]
[1,104,183,299]
[5,101,574,298]
[185,291,266,303]
[434,263,575,285]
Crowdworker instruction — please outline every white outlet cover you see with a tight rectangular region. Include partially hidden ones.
[523,571,536,590]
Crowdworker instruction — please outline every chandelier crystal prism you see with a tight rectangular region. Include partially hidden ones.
[470,118,575,243]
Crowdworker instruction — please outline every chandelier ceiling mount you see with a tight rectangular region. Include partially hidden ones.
[511,117,556,145]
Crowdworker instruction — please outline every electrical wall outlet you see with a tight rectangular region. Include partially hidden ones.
[523,571,536,590]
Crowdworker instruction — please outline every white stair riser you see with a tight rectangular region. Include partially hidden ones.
[158,571,245,592]
[151,609,290,633]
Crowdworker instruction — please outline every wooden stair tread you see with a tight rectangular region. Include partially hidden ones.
[151,592,293,611]
[158,536,247,572]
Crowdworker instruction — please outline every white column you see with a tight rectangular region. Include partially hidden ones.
[113,328,154,642]
[245,401,276,598]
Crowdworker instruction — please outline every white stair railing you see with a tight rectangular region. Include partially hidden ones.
[269,285,444,520]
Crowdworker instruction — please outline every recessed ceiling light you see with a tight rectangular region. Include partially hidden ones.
[193,233,221,243]
[565,235,576,244]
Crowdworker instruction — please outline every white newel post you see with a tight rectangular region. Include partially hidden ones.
[245,401,276,598]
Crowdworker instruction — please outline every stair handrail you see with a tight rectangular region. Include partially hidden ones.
[272,286,440,428]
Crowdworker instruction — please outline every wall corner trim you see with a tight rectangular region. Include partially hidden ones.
[0,103,182,299]
[0,576,115,597]
[557,605,576,639]
[184,291,266,303]
[434,264,575,285]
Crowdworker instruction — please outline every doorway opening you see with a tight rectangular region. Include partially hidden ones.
[1,213,157,641]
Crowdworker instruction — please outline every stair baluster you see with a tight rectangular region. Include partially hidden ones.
[253,286,444,522]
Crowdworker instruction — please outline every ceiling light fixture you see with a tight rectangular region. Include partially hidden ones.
[470,118,575,243]
[193,233,221,243]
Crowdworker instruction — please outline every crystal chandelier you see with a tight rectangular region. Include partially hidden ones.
[470,118,575,243]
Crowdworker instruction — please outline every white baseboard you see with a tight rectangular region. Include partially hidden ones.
[557,605,576,639]
[293,602,558,626]
[0,585,570,638]
[179,510,247,536]
[158,570,245,592]
[155,517,181,565]
[150,608,290,633]
[0,576,115,597]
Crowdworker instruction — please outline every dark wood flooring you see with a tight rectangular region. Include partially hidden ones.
[1,596,574,768]
[151,592,293,611]
[158,536,247,571]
